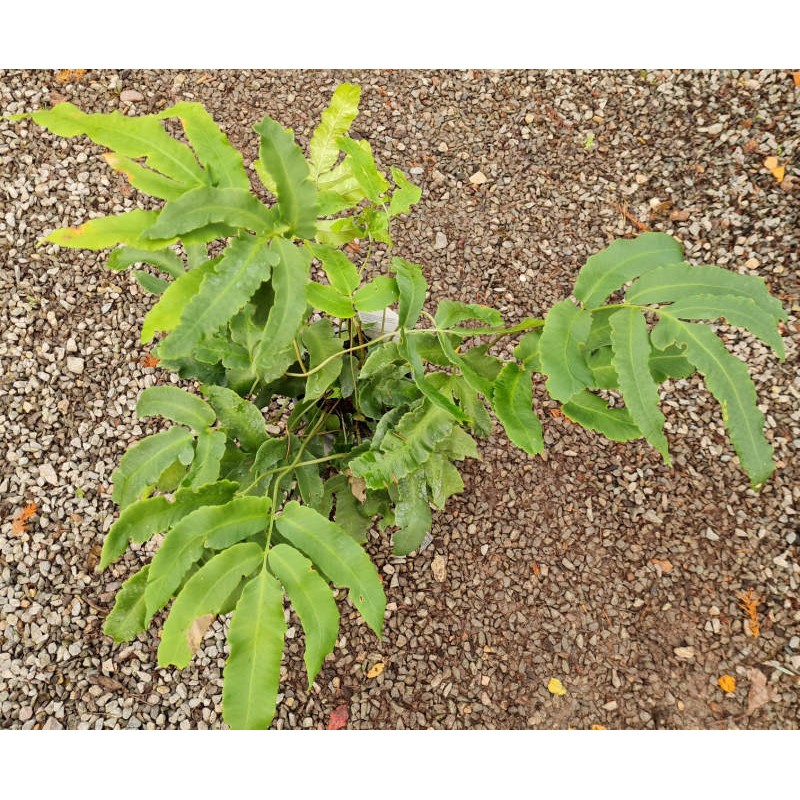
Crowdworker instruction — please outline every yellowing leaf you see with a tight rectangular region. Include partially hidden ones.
[366,662,384,679]
[547,677,566,696]
[793,71,800,87]
[591,724,607,730]
[718,675,736,693]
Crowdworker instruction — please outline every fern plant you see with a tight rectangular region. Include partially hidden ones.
[15,84,785,729]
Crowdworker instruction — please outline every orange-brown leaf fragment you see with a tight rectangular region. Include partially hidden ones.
[327,703,349,730]
[738,588,760,638]
[718,675,736,693]
[792,71,800,87]
[764,156,786,183]
[11,503,38,536]
[366,662,384,679]
[591,724,607,730]
[139,353,159,368]
[650,558,673,573]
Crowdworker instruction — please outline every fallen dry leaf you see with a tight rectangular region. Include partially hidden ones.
[650,558,674,573]
[793,71,800,87]
[746,668,777,714]
[591,724,607,730]
[347,473,367,503]
[139,353,159,368]
[547,678,567,696]
[531,561,541,577]
[718,675,736,694]
[55,69,86,84]
[186,614,215,654]
[11,503,38,536]
[669,209,691,222]
[431,554,447,582]
[763,156,786,183]
[327,703,349,730]
[366,662,384,679]
[469,170,488,186]
[738,588,760,638]
[91,674,126,693]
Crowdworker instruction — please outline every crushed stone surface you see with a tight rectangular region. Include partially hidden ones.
[1,69,798,730]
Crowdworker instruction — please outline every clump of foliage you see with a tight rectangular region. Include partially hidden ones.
[16,84,785,729]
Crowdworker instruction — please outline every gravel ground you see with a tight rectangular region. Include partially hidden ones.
[1,69,798,730]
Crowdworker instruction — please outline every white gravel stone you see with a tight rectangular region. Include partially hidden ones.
[66,356,84,374]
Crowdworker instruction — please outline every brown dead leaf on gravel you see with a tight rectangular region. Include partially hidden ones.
[11,503,37,536]
[187,614,215,654]
[91,675,126,693]
[366,662,384,679]
[738,589,760,638]
[650,558,674,572]
[792,71,800,87]
[55,69,87,84]
[746,668,777,714]
[348,473,367,503]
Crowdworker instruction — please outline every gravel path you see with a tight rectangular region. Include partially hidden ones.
[1,69,798,730]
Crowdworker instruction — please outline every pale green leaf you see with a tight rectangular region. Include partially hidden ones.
[336,137,389,202]
[99,481,239,570]
[609,308,670,462]
[112,427,194,509]
[103,565,150,643]
[158,233,276,361]
[307,243,360,295]
[141,257,218,343]
[106,246,184,277]
[393,469,431,555]
[136,385,216,430]
[222,568,285,730]
[664,294,785,359]
[252,238,311,384]
[514,330,542,371]
[388,167,422,217]
[133,270,168,295]
[26,102,205,186]
[306,282,355,318]
[434,300,502,330]
[158,102,250,189]
[392,257,427,329]
[302,318,343,401]
[268,543,339,688]
[648,343,695,382]
[275,502,385,636]
[353,277,399,313]
[574,232,684,308]
[145,496,270,621]
[539,299,593,403]
[310,83,361,181]
[349,401,455,490]
[201,385,268,452]
[158,542,263,668]
[144,187,278,240]
[562,390,643,442]
[44,210,175,251]
[651,317,774,487]
[491,362,543,455]
[102,152,185,200]
[183,428,227,488]
[627,262,786,324]
[424,452,465,510]
[254,115,318,239]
